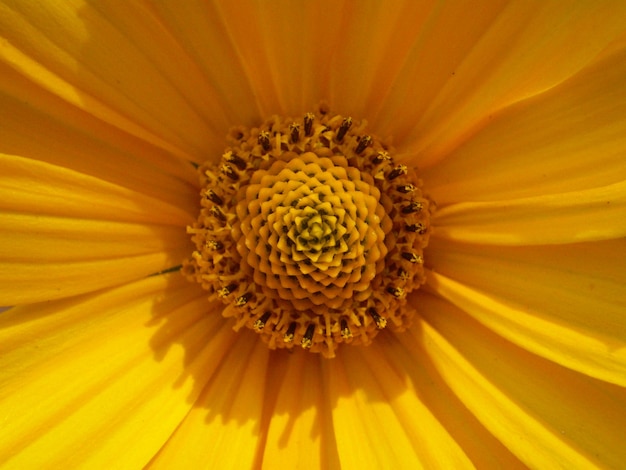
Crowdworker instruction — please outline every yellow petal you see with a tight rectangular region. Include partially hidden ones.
[324,338,477,468]
[258,351,339,469]
[424,45,626,204]
[0,154,194,225]
[391,1,626,166]
[0,154,193,303]
[424,237,626,386]
[0,1,231,159]
[0,75,199,204]
[0,274,233,468]
[148,332,267,469]
[432,180,626,245]
[418,293,626,468]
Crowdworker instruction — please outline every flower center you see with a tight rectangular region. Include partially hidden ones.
[184,105,432,357]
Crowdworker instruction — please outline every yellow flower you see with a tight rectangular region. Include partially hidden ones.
[1,0,626,468]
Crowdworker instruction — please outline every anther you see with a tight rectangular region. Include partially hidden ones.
[372,151,391,164]
[402,252,423,264]
[220,164,239,181]
[387,165,408,181]
[401,201,423,214]
[355,135,372,155]
[218,283,238,298]
[205,189,223,205]
[406,223,426,234]
[340,318,352,338]
[386,286,405,298]
[236,292,253,306]
[367,308,387,329]
[396,184,417,193]
[224,151,247,170]
[258,131,271,151]
[210,206,227,222]
[336,117,352,142]
[301,324,316,349]
[289,122,300,143]
[304,112,315,136]
[253,311,272,331]
[284,322,297,343]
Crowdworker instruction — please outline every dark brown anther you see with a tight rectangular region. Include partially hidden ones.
[406,223,426,234]
[258,131,271,151]
[218,283,238,298]
[387,165,408,181]
[301,323,316,349]
[372,151,390,164]
[210,205,227,221]
[396,183,416,193]
[205,189,223,205]
[221,164,239,181]
[355,135,372,154]
[386,286,405,298]
[401,201,423,214]
[367,307,387,329]
[253,311,272,331]
[336,117,352,142]
[402,252,423,264]
[236,292,253,307]
[304,112,315,136]
[289,122,300,143]
[225,152,247,170]
[284,322,297,343]
[340,318,352,338]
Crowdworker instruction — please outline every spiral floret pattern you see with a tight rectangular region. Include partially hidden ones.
[185,105,432,357]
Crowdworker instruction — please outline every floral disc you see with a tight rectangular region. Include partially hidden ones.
[184,105,432,357]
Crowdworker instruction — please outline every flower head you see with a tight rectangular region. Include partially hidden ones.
[1,1,626,468]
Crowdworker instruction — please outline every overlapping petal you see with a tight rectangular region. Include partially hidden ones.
[0,154,194,304]
[0,0,624,468]
[0,274,242,468]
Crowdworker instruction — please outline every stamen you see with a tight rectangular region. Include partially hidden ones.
[258,131,271,151]
[401,201,423,214]
[304,112,315,136]
[253,311,272,331]
[205,189,223,205]
[355,135,372,154]
[397,184,417,193]
[335,117,352,142]
[388,165,408,181]
[301,324,316,349]
[236,292,252,306]
[340,318,352,338]
[284,322,297,343]
[220,164,239,181]
[289,122,300,143]
[402,252,424,264]
[406,223,427,234]
[210,206,227,222]
[224,151,247,170]
[367,308,387,329]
